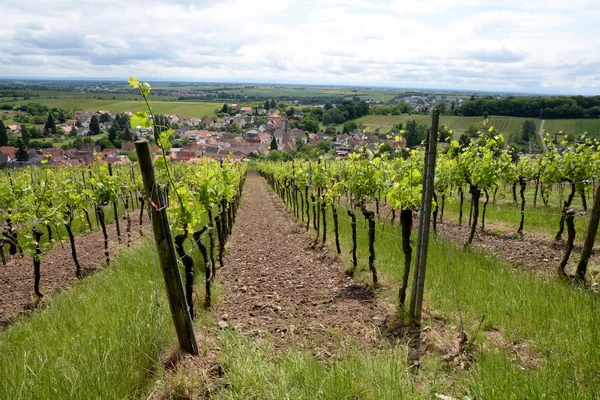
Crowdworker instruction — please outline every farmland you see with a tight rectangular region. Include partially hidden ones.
[338,114,600,139]
[1,81,600,399]
[543,118,600,137]
[350,114,537,137]
[1,96,221,119]
[1,151,600,398]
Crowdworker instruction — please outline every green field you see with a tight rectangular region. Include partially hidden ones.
[1,97,220,119]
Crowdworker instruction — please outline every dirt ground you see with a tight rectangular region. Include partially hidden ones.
[215,172,401,355]
[0,209,149,326]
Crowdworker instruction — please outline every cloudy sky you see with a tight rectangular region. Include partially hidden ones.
[0,0,598,94]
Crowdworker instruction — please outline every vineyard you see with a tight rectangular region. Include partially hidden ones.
[1,86,599,398]
[352,114,536,138]
[543,118,600,137]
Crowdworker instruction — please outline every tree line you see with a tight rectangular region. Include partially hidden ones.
[456,96,600,119]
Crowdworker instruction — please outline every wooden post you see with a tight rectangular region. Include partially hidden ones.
[576,181,600,281]
[135,140,199,355]
[409,109,440,323]
[108,163,121,243]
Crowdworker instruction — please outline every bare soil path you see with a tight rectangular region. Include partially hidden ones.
[0,209,150,326]
[216,172,392,354]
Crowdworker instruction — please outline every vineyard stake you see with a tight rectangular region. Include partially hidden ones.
[135,140,199,356]
[108,163,122,243]
[409,109,440,324]
[576,181,600,281]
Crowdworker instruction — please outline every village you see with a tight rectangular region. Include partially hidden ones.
[0,102,411,167]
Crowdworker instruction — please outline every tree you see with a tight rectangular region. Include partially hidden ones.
[316,140,332,154]
[95,137,115,150]
[270,135,278,150]
[0,120,7,146]
[270,99,276,109]
[404,120,426,148]
[100,113,112,123]
[119,126,134,142]
[221,103,229,113]
[264,100,270,110]
[324,126,337,136]
[267,149,282,161]
[108,123,119,145]
[20,125,31,145]
[483,111,489,119]
[438,125,452,142]
[89,115,100,135]
[324,103,333,111]
[229,122,241,133]
[301,116,319,133]
[15,139,29,162]
[343,121,358,133]
[44,113,57,136]
[521,120,536,143]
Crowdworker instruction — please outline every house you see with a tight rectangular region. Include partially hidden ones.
[182,117,200,126]
[290,128,307,143]
[257,142,270,155]
[0,146,18,159]
[176,150,197,162]
[42,149,65,160]
[274,129,287,144]
[121,142,136,151]
[7,124,21,133]
[240,106,253,115]
[0,153,11,166]
[244,129,260,141]
[203,145,222,158]
[101,149,120,160]
[257,133,271,143]
[183,142,204,154]
[164,114,180,123]
[282,141,297,152]
[105,155,130,165]
[202,119,215,128]
[181,130,202,142]
[80,145,101,153]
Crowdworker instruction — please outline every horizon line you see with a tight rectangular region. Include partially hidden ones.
[0,75,593,97]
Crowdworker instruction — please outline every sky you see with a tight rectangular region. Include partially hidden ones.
[0,0,599,95]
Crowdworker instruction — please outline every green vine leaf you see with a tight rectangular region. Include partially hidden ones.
[131,111,151,129]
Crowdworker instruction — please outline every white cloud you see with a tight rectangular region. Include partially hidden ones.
[0,0,597,93]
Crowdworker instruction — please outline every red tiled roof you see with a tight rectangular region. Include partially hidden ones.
[0,146,17,158]
[121,142,135,151]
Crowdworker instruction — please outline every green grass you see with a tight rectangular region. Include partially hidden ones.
[439,183,598,242]
[167,183,599,399]
[217,332,457,400]
[285,193,599,399]
[0,241,177,399]
[3,95,220,119]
